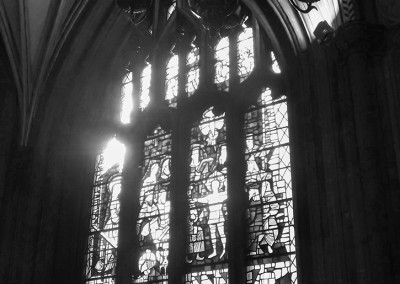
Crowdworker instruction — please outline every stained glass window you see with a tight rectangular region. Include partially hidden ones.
[166,54,179,107]
[245,88,296,283]
[85,138,125,284]
[271,52,281,74]
[237,28,254,81]
[86,4,297,284]
[134,126,172,283]
[121,71,134,124]
[186,47,200,96]
[140,63,152,110]
[186,108,228,282]
[215,37,230,90]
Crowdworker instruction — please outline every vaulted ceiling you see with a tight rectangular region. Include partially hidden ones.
[0,0,133,145]
[0,0,347,146]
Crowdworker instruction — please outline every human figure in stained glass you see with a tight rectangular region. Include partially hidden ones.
[187,207,208,261]
[98,164,120,229]
[246,136,279,255]
[188,109,228,260]
[137,158,171,279]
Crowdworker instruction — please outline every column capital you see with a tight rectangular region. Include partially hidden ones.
[334,21,386,58]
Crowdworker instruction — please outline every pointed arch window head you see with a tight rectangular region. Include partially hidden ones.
[237,28,254,81]
[214,37,230,89]
[186,46,200,96]
[140,64,152,110]
[165,54,179,106]
[121,72,134,124]
[271,52,281,74]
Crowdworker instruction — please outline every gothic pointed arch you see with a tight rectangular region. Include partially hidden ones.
[85,1,301,284]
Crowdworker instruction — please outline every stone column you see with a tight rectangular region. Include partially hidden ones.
[333,21,391,283]
[382,23,400,283]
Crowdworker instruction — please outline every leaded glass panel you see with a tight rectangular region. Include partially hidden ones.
[167,1,176,20]
[85,138,125,284]
[271,52,281,74]
[215,37,230,90]
[185,268,229,284]
[121,71,134,124]
[237,28,254,82]
[186,108,228,280]
[165,54,179,107]
[186,47,200,96]
[134,126,172,283]
[244,89,296,284]
[140,64,152,110]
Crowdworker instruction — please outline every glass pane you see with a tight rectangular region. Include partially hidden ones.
[85,138,125,283]
[165,54,179,107]
[134,127,172,283]
[167,1,176,20]
[140,64,152,110]
[186,108,228,280]
[237,28,254,82]
[215,37,230,90]
[186,47,200,96]
[186,268,228,284]
[244,89,296,283]
[271,52,281,74]
[85,276,116,284]
[121,72,134,124]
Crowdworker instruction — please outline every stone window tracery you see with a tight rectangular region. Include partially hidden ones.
[85,2,296,284]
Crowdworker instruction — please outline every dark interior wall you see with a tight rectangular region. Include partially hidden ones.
[289,17,400,284]
[0,36,22,283]
[266,1,400,282]
[0,1,399,284]
[0,3,135,283]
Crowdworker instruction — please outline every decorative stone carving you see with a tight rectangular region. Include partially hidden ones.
[334,21,386,59]
[115,0,152,24]
[340,0,356,23]
[376,0,400,26]
[288,0,320,13]
[187,0,241,33]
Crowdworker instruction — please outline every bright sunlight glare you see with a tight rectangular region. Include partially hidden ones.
[102,137,126,173]
[121,80,133,124]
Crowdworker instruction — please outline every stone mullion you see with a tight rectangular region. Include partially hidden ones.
[251,18,271,71]
[226,29,247,284]
[167,30,193,284]
[116,55,146,284]
[175,31,192,102]
[225,104,247,284]
[150,1,168,104]
[168,110,191,284]
[199,30,215,87]
[117,134,145,284]
[150,49,168,104]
